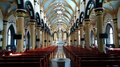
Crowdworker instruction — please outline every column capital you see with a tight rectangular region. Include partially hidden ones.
[16,9,26,17]
[36,25,42,29]
[83,0,86,4]
[75,29,79,31]
[25,29,27,32]
[113,18,117,24]
[94,8,103,16]
[84,19,90,24]
[3,20,8,25]
[40,10,43,14]
[79,24,84,29]
[34,0,37,5]
[30,19,36,25]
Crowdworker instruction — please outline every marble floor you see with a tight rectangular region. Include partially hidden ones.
[53,45,66,59]
[49,45,68,67]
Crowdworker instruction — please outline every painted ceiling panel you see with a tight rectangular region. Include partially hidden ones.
[47,7,54,16]
[65,7,73,15]
[8,5,17,13]
[44,0,53,10]
[53,19,69,26]
[49,12,55,20]
[110,1,120,11]
[65,0,76,10]
[43,0,76,27]
[51,18,69,26]
[50,0,68,6]
[103,3,112,12]
[77,0,79,3]
[0,2,10,14]
[64,12,71,19]
[41,0,43,4]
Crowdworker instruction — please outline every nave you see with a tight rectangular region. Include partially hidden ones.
[0,0,120,67]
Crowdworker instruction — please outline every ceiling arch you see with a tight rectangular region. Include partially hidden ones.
[40,0,77,29]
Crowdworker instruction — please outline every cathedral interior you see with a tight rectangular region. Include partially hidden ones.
[0,0,120,67]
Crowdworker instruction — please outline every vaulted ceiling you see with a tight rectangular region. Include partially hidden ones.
[40,0,80,31]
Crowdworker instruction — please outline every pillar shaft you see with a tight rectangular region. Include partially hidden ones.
[2,20,8,50]
[70,34,72,45]
[113,19,119,48]
[42,30,45,47]
[30,22,35,50]
[80,26,84,48]
[16,10,26,53]
[45,32,47,47]
[47,33,49,46]
[25,29,27,49]
[17,17,24,52]
[93,28,96,46]
[85,20,91,49]
[75,29,79,46]
[95,9,105,52]
[37,27,41,48]
[73,31,75,46]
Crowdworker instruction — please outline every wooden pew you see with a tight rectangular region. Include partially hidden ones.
[0,58,43,67]
[64,46,120,67]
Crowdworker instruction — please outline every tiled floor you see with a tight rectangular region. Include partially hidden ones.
[49,45,68,67]
[53,45,66,59]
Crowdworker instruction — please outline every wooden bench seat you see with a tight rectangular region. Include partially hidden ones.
[64,46,120,67]
[0,58,43,67]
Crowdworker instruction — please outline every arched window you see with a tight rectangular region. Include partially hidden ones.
[7,25,15,51]
[109,28,113,44]
[8,29,11,45]
[105,24,113,45]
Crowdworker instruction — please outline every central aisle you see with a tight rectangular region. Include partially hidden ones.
[49,45,69,67]
[53,45,66,59]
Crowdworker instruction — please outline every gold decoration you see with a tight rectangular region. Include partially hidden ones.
[34,2,36,5]
[30,22,36,25]
[95,10,103,16]
[84,1,86,4]
[79,26,83,29]
[37,27,41,29]
[113,20,117,23]
[75,29,79,31]
[16,12,26,17]
[3,22,7,25]
[85,21,90,24]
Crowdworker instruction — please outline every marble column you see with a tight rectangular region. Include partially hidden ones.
[25,29,27,49]
[42,29,45,47]
[73,32,75,46]
[84,19,91,49]
[94,8,105,52]
[93,28,96,46]
[45,31,47,47]
[75,29,79,47]
[30,20,36,50]
[37,26,41,48]
[47,32,49,46]
[2,20,8,50]
[16,9,26,53]
[79,25,84,48]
